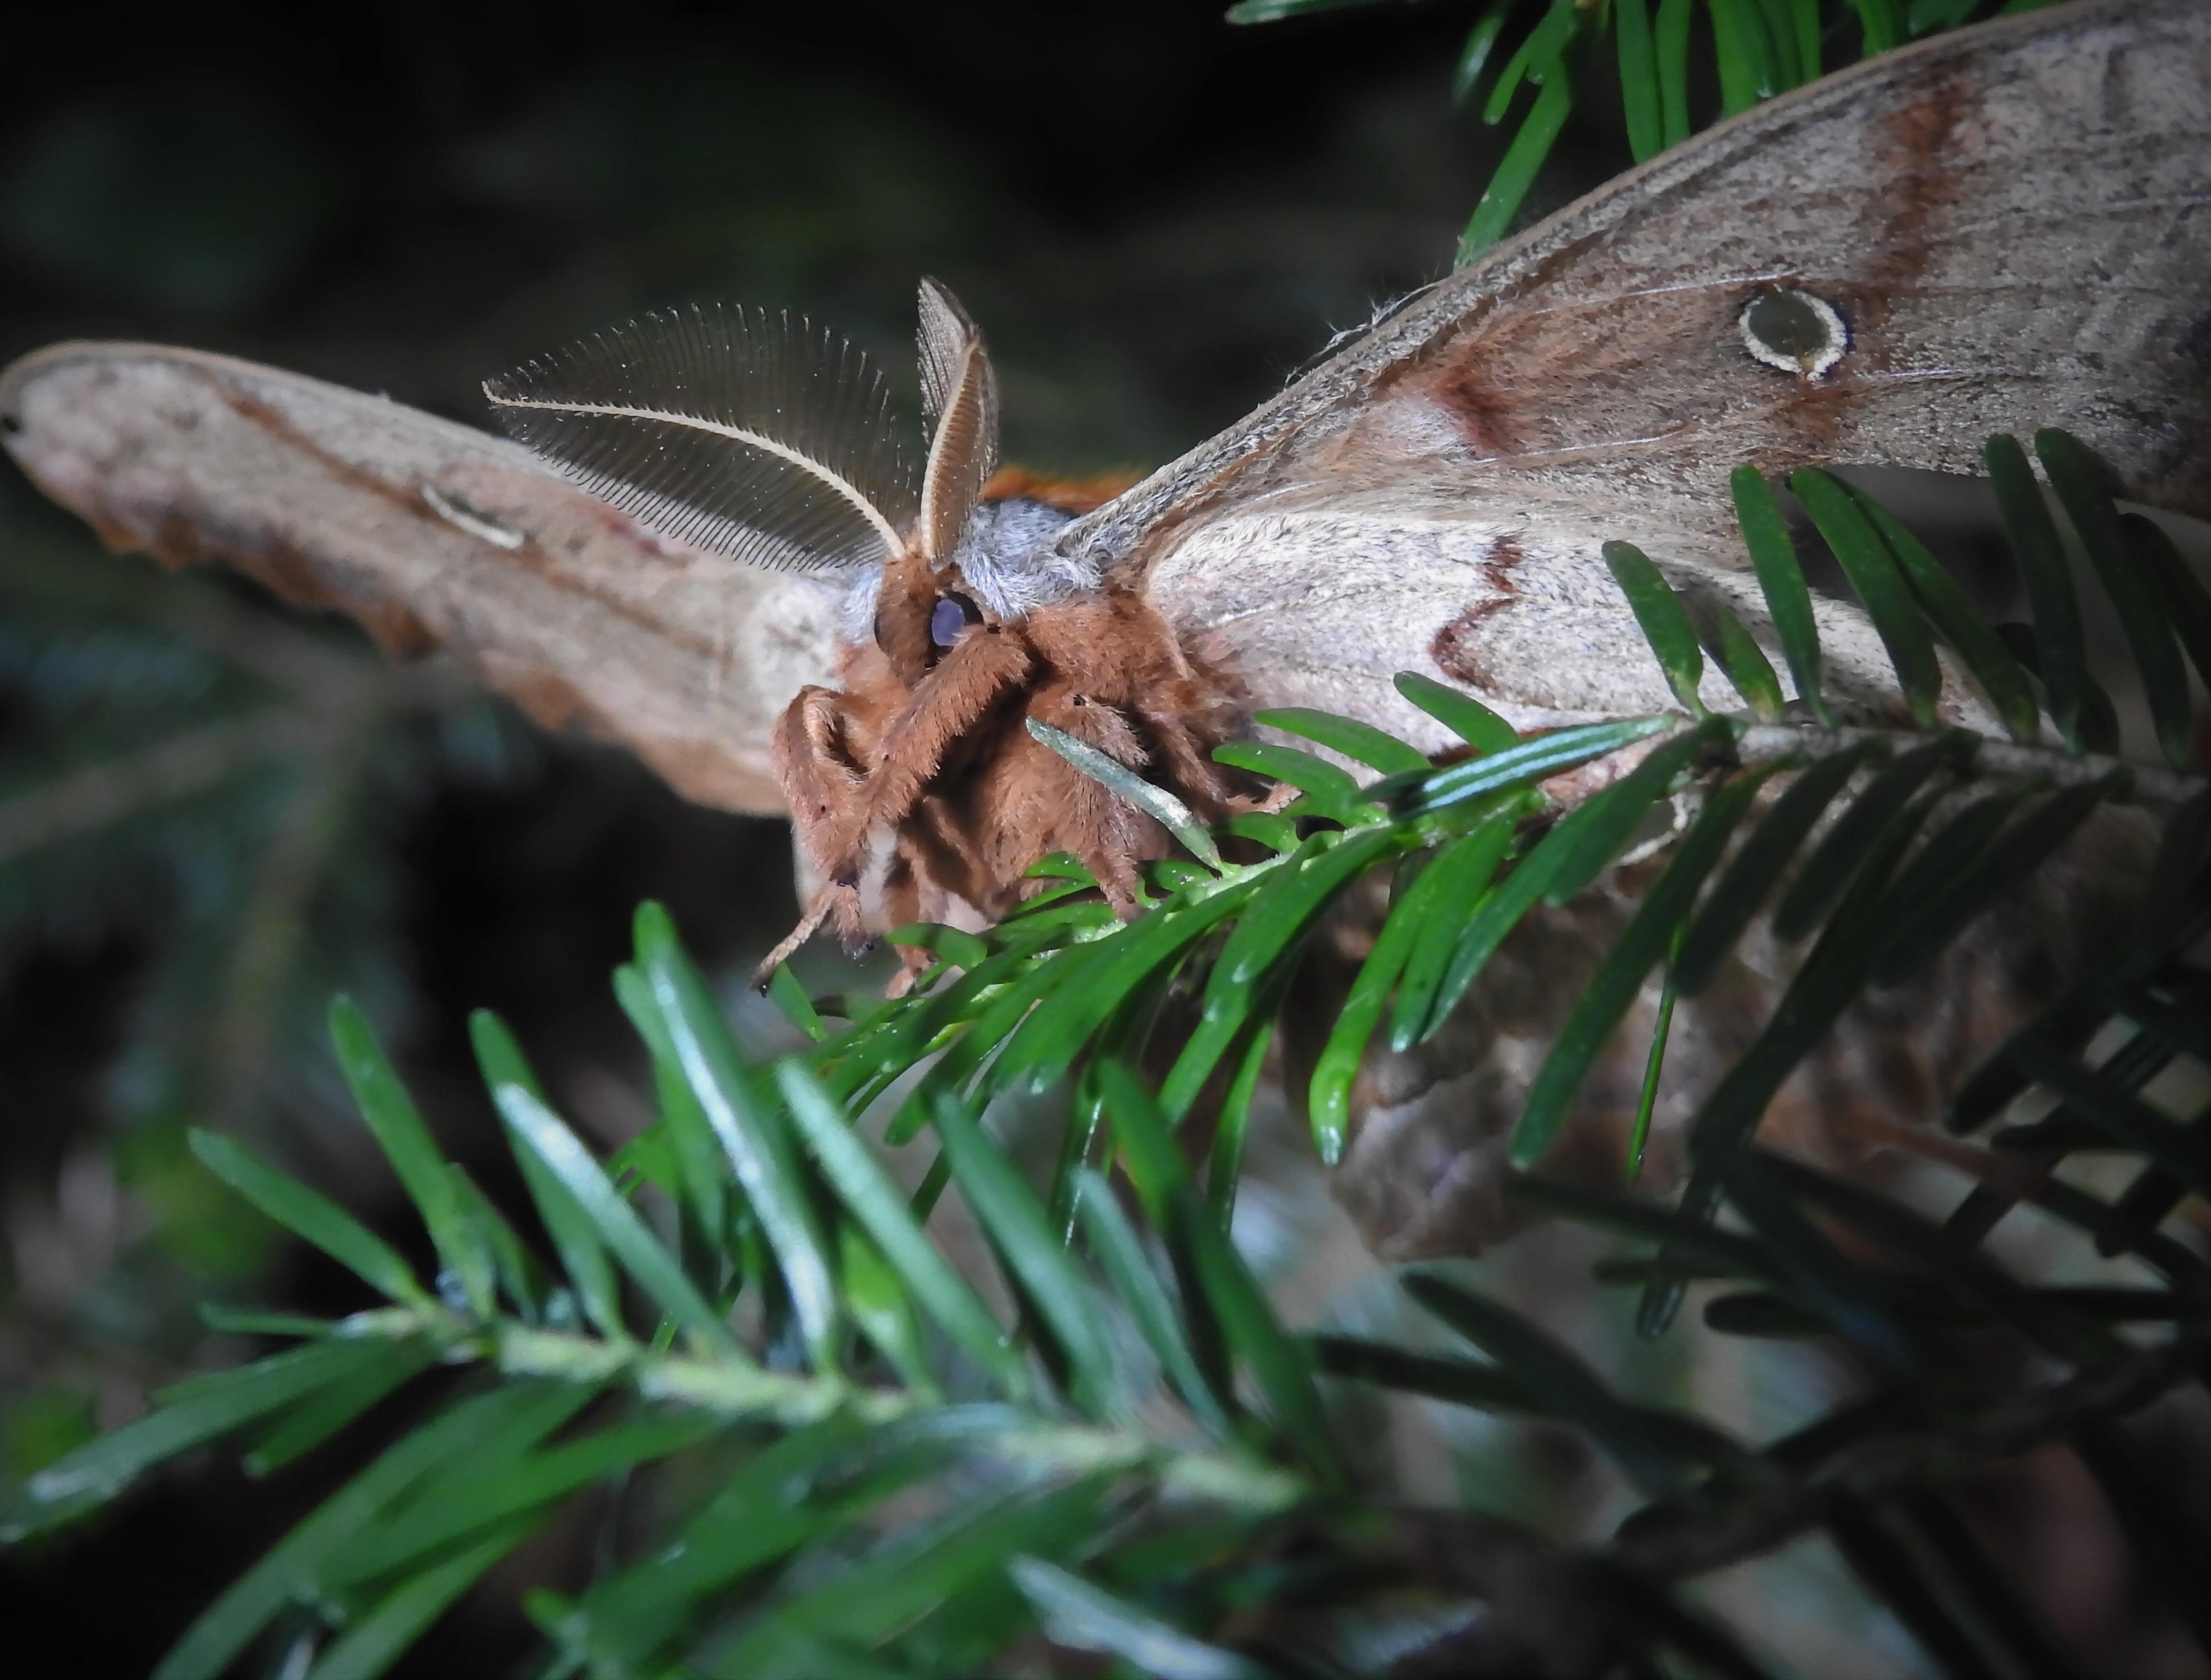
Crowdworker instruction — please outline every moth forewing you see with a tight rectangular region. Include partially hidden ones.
[1058,0,2211,598]
[482,303,916,575]
[0,341,839,814]
[914,278,1001,565]
[1140,501,2004,761]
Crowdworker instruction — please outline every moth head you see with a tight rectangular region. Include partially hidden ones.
[871,494,1105,684]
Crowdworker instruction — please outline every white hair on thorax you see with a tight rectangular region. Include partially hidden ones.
[835,496,1099,643]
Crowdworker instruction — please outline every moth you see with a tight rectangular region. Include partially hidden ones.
[478,279,1252,983]
[3,0,2205,1254]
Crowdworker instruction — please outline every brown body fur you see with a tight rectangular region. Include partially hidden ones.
[768,498,1246,972]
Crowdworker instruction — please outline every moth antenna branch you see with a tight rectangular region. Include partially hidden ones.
[485,393,908,562]
[481,303,916,572]
[915,278,1000,564]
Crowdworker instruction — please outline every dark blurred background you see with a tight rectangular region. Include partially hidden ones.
[0,2,1582,1672]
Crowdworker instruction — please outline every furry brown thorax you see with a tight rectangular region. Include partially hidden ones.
[768,478,1247,977]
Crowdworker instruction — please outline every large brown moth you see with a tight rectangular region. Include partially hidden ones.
[477,279,1253,981]
[2,0,2205,1254]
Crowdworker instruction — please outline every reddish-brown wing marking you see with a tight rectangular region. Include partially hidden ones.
[1067,0,2211,748]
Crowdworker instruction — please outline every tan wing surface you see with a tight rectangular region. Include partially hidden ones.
[0,342,839,814]
[1065,0,2210,742]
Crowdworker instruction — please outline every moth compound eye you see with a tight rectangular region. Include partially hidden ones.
[930,594,981,648]
[1738,288,1849,378]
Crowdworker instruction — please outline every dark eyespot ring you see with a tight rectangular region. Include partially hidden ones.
[1738,287,1848,377]
[930,594,981,648]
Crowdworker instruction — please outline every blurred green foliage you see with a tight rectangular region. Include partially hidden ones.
[0,90,343,319]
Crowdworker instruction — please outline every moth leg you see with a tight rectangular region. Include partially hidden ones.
[1026,688,1154,913]
[1243,779,1304,816]
[880,845,925,931]
[1133,701,1239,815]
[752,880,864,991]
[824,626,1033,876]
[763,686,880,973]
[773,684,871,885]
[879,849,938,1000]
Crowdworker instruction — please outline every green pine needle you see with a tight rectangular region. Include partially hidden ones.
[17,425,2206,1678]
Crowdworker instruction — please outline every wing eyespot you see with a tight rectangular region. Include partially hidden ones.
[421,482,527,551]
[1739,288,1850,379]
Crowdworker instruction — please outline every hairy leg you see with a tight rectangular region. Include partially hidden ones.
[821,625,1033,879]
[878,849,939,997]
[752,880,864,990]
[772,685,871,885]
[762,687,880,981]
[1135,699,1240,814]
[1020,687,1160,910]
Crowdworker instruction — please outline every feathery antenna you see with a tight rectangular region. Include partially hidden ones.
[485,304,915,572]
[915,278,1000,565]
